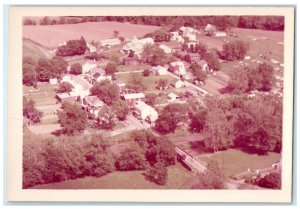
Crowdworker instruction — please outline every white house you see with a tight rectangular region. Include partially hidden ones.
[204,24,216,33]
[100,38,121,47]
[77,60,98,74]
[170,32,184,43]
[169,61,186,76]
[86,43,97,53]
[121,37,154,57]
[187,42,197,49]
[214,31,227,37]
[61,74,92,99]
[150,65,168,76]
[185,33,197,42]
[167,93,179,102]
[171,79,185,88]
[122,92,146,107]
[159,44,172,54]
[184,72,194,80]
[82,95,104,116]
[49,78,58,85]
[134,100,158,123]
[180,26,197,36]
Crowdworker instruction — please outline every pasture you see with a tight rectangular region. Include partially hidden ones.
[23,21,161,48]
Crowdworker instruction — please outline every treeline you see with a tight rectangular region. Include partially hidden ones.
[155,93,282,155]
[23,15,284,31]
[23,129,176,188]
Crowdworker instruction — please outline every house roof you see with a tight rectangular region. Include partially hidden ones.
[62,74,92,90]
[100,38,121,45]
[159,44,172,52]
[123,93,145,100]
[170,61,185,68]
[168,93,178,98]
[83,95,104,107]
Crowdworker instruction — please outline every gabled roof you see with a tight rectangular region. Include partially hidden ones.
[83,95,104,107]
[123,93,145,100]
[62,74,92,90]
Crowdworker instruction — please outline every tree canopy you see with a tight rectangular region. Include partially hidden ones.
[90,80,120,105]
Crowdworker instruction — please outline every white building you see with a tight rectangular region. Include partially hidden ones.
[170,32,184,43]
[179,26,197,36]
[187,42,197,49]
[61,74,92,99]
[150,65,168,76]
[100,38,121,47]
[49,78,58,85]
[78,60,98,74]
[185,33,197,42]
[121,37,154,57]
[169,61,186,76]
[82,95,104,116]
[86,43,97,53]
[214,31,227,37]
[171,79,185,88]
[167,93,179,102]
[159,44,172,54]
[134,100,158,123]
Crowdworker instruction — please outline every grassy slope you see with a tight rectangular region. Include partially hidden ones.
[23,40,46,62]
[197,149,281,178]
[31,164,194,189]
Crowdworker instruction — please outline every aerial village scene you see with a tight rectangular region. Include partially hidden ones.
[22,16,284,189]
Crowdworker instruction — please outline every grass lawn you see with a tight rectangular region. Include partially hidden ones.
[117,64,151,72]
[31,163,194,189]
[196,149,281,178]
[23,40,47,62]
[23,83,58,106]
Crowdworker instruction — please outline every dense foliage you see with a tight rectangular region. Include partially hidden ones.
[35,56,68,81]
[23,57,38,86]
[23,97,42,124]
[141,44,168,66]
[220,40,249,61]
[57,82,73,93]
[69,62,83,75]
[56,36,87,56]
[90,80,120,105]
[58,102,88,135]
[256,172,281,189]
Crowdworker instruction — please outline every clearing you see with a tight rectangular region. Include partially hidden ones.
[196,149,281,178]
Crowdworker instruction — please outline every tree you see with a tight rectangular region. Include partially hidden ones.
[144,161,168,185]
[115,147,146,171]
[195,43,207,57]
[56,36,87,56]
[227,68,249,93]
[256,63,275,91]
[221,40,249,61]
[105,61,118,75]
[143,69,151,77]
[157,78,168,90]
[23,97,42,124]
[204,52,220,71]
[57,82,73,93]
[23,63,38,87]
[58,102,87,135]
[96,107,116,130]
[145,93,157,105]
[112,99,129,121]
[35,56,67,81]
[110,55,121,65]
[141,44,168,66]
[90,80,120,105]
[155,103,188,134]
[189,108,207,133]
[189,63,208,82]
[204,108,234,152]
[70,62,82,75]
[126,73,146,92]
[191,160,224,189]
[256,172,281,189]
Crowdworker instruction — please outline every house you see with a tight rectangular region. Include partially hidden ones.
[61,74,92,99]
[86,42,97,53]
[133,100,158,124]
[197,60,209,71]
[123,56,139,66]
[244,55,251,60]
[185,33,197,42]
[116,81,126,89]
[214,31,227,37]
[179,26,197,36]
[167,93,179,102]
[186,53,201,63]
[187,42,197,49]
[49,78,58,85]
[82,95,104,116]
[121,37,154,56]
[99,38,121,47]
[150,65,168,76]
[204,24,216,35]
[159,44,172,54]
[170,32,184,43]
[122,92,145,107]
[56,92,78,103]
[171,79,185,88]
[184,72,194,80]
[169,61,186,76]
[74,60,98,74]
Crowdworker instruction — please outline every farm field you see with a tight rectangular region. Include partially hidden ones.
[196,149,281,178]
[23,83,58,106]
[30,164,194,189]
[23,40,47,61]
[23,21,161,48]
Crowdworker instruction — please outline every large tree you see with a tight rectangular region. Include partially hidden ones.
[112,99,129,121]
[23,97,42,124]
[126,73,146,92]
[35,56,68,81]
[155,103,188,134]
[221,40,249,61]
[57,82,73,93]
[56,36,87,56]
[58,102,88,135]
[90,80,120,105]
[141,44,168,66]
[69,62,82,75]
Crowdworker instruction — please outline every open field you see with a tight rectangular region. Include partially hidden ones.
[23,40,47,61]
[23,83,58,106]
[231,27,283,42]
[196,149,281,178]
[23,21,161,48]
[30,164,194,189]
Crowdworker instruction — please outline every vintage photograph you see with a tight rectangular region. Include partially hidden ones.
[21,14,286,191]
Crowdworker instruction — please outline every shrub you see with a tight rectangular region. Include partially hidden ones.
[57,82,73,93]
[256,172,281,189]
[115,146,146,171]
[144,161,168,185]
[23,97,42,124]
[70,63,82,75]
[143,69,151,77]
